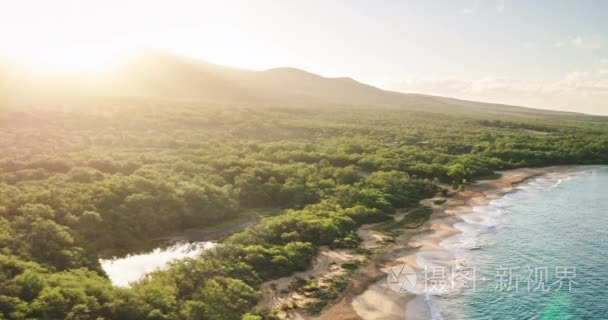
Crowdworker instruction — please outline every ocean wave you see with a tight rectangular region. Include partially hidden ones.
[426,293,445,320]
[419,168,591,318]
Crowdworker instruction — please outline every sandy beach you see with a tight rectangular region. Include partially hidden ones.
[317,166,581,320]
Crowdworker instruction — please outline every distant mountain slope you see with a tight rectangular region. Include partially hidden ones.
[100,52,412,107]
[0,51,604,120]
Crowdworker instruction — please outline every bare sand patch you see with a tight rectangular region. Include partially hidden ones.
[262,166,582,319]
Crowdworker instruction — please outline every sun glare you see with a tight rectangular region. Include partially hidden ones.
[3,46,127,75]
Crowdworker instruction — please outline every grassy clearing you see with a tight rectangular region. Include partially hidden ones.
[303,274,351,315]
[374,206,432,234]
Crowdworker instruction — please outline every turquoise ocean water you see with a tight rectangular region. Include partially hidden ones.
[432,167,608,320]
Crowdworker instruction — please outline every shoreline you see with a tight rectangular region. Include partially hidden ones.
[319,165,587,320]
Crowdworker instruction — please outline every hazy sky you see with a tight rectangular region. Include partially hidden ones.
[1,0,607,114]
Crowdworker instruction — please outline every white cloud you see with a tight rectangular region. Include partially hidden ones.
[570,36,586,48]
[496,0,505,13]
[462,7,476,15]
[553,41,565,48]
[393,72,608,96]
[382,66,608,114]
[598,69,608,76]
[462,1,479,15]
[555,35,604,49]
[462,1,504,15]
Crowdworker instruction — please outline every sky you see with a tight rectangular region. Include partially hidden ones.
[1,0,607,115]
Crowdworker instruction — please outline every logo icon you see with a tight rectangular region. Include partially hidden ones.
[387,264,418,293]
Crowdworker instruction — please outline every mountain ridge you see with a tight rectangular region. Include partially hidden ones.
[0,51,604,120]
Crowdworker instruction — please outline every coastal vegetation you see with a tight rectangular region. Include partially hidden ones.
[1,102,607,319]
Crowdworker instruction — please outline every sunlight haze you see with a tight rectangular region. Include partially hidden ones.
[1,2,608,320]
[1,0,607,114]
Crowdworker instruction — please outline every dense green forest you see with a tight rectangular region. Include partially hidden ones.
[1,102,607,320]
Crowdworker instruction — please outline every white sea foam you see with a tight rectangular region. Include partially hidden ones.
[425,293,445,320]
[444,170,584,257]
[416,168,590,318]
